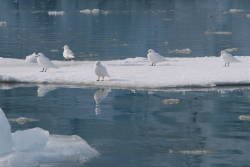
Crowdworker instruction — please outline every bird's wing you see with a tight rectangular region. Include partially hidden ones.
[225,53,240,62]
[68,49,75,58]
[39,56,57,68]
[99,64,110,77]
[153,52,166,62]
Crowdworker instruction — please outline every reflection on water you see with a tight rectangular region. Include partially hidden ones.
[94,88,111,115]
[1,0,250,61]
[0,84,250,166]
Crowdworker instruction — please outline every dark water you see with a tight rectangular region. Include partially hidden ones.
[1,85,250,167]
[1,0,250,60]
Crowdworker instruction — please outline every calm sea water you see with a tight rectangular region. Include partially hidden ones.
[1,0,250,166]
[1,0,250,60]
[1,85,250,167]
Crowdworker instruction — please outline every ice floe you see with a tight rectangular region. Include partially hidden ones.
[80,9,110,15]
[205,31,232,35]
[239,115,250,121]
[168,48,192,55]
[8,117,39,125]
[0,21,7,27]
[162,98,181,104]
[0,108,99,166]
[225,9,245,14]
[0,56,250,89]
[48,11,64,16]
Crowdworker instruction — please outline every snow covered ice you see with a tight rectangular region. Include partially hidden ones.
[0,56,250,89]
[0,108,99,166]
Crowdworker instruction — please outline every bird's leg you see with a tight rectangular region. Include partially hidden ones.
[45,68,47,72]
[224,63,226,67]
[151,63,154,66]
[40,68,44,72]
[97,77,100,81]
[228,63,230,67]
[102,77,105,81]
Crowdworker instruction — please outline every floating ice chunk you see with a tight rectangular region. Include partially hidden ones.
[80,9,110,15]
[92,9,100,15]
[41,135,99,163]
[8,117,39,125]
[246,14,250,18]
[169,48,192,55]
[205,31,232,35]
[0,108,12,155]
[223,48,239,53]
[25,53,37,64]
[169,149,216,155]
[226,9,245,14]
[162,98,181,104]
[48,11,64,16]
[80,9,92,14]
[239,115,250,121]
[37,85,57,97]
[12,128,49,152]
[0,21,7,27]
[0,108,99,166]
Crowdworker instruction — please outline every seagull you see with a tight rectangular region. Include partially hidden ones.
[25,52,38,64]
[147,49,166,66]
[220,50,240,67]
[63,45,75,61]
[36,53,56,72]
[94,61,110,81]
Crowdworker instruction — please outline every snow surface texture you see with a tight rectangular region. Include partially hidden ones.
[0,56,250,89]
[0,108,99,167]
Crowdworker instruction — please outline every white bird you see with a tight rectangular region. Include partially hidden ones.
[36,53,56,72]
[220,50,240,67]
[25,52,38,64]
[147,49,166,66]
[94,61,110,81]
[63,45,75,61]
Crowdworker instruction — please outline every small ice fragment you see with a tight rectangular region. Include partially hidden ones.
[223,48,239,53]
[80,9,92,14]
[162,98,181,104]
[246,14,250,18]
[8,117,39,125]
[229,9,244,14]
[0,21,7,27]
[92,9,100,15]
[205,31,232,35]
[168,48,192,54]
[169,149,216,155]
[239,115,250,121]
[48,11,64,16]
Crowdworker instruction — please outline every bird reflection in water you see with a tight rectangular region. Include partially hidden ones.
[94,88,111,115]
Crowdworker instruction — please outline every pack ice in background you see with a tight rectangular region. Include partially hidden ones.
[0,108,99,167]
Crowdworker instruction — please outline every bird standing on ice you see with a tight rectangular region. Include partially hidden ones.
[94,61,110,81]
[63,45,75,61]
[36,53,56,72]
[147,49,166,66]
[220,50,240,67]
